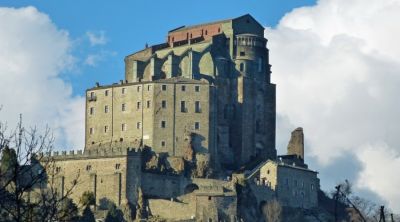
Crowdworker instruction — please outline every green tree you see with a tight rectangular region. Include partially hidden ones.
[80,191,95,208]
[104,202,124,222]
[80,206,95,222]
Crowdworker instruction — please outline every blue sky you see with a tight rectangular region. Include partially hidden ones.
[1,0,316,96]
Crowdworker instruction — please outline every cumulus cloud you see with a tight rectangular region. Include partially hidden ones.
[267,0,400,211]
[0,6,84,150]
[86,30,107,46]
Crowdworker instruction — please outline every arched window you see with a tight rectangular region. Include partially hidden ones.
[239,63,244,72]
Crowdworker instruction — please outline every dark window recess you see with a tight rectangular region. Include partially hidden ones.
[181,101,187,112]
[195,101,201,113]
[162,100,167,108]
[195,85,200,92]
[240,63,244,72]
[162,85,167,91]
[195,122,200,130]
[240,51,245,56]
[181,85,186,91]
[161,121,166,128]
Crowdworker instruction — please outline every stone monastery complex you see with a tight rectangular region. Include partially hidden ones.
[48,14,320,221]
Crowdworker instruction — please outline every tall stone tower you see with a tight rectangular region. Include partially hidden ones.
[85,14,276,169]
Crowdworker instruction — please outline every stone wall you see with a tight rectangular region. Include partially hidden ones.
[44,148,141,206]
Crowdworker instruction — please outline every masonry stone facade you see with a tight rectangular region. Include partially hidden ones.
[41,14,321,222]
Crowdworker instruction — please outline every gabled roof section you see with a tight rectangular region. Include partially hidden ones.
[168,17,232,33]
[232,14,264,30]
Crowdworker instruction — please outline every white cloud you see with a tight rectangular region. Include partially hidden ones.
[267,0,400,211]
[86,30,107,46]
[0,6,84,150]
[84,50,116,67]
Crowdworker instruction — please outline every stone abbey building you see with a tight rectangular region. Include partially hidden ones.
[45,15,319,221]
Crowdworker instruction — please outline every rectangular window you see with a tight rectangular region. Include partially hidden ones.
[121,123,126,131]
[90,107,94,115]
[161,121,166,128]
[137,86,141,92]
[122,88,126,94]
[195,122,200,130]
[115,164,121,170]
[147,100,151,108]
[89,127,94,135]
[180,101,187,112]
[181,85,186,91]
[104,105,109,113]
[195,101,201,113]
[161,141,166,147]
[162,85,167,91]
[240,51,245,56]
[147,85,151,91]
[136,122,141,129]
[195,85,200,92]
[258,57,263,72]
[137,102,141,110]
[122,103,126,111]
[105,90,109,96]
[90,92,95,98]
[104,125,108,133]
[161,100,167,109]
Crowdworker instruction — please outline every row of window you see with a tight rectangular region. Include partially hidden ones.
[89,85,201,98]
[89,101,202,115]
[89,121,201,134]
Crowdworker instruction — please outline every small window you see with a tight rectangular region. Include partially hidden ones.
[89,128,94,135]
[208,196,211,200]
[86,165,92,171]
[115,164,121,170]
[90,107,94,115]
[121,123,126,131]
[240,63,244,72]
[205,30,208,35]
[122,88,126,94]
[161,141,166,147]
[195,122,200,130]
[137,102,141,109]
[137,122,141,129]
[105,90,109,96]
[147,100,151,108]
[162,85,167,91]
[122,103,126,111]
[181,85,186,91]
[147,85,151,91]
[161,121,166,128]
[195,85,200,92]
[267,170,270,174]
[195,101,201,113]
[218,28,221,33]
[137,86,141,92]
[104,125,108,133]
[240,51,245,56]
[104,105,109,113]
[181,101,187,112]
[90,92,95,98]
[161,100,167,109]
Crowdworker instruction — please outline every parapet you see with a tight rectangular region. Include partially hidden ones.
[41,147,141,161]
